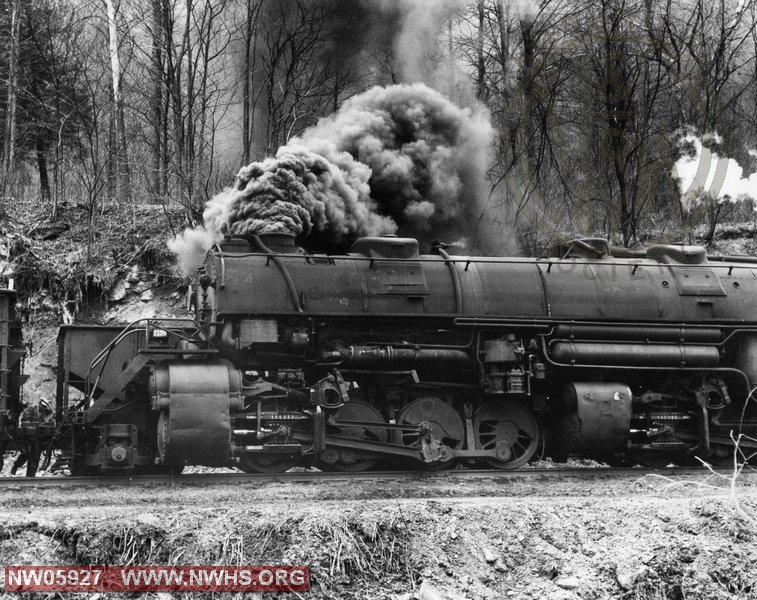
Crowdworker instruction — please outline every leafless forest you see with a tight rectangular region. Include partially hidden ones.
[2,0,757,256]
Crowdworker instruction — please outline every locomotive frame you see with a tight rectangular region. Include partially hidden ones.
[25,233,757,474]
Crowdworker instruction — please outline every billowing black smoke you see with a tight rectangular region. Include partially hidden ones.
[170,83,493,274]
[215,149,389,240]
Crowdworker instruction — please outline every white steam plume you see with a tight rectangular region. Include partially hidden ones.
[392,0,470,93]
[386,0,538,100]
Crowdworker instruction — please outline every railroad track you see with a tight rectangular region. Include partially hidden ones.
[0,466,751,488]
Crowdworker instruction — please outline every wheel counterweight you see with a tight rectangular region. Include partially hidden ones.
[398,397,464,469]
[474,401,540,469]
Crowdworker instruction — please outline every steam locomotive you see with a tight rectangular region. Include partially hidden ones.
[3,232,757,474]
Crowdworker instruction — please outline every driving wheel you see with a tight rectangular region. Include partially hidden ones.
[398,397,464,470]
[474,400,540,469]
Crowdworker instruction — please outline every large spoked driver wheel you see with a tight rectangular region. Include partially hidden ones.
[398,397,464,470]
[474,401,540,469]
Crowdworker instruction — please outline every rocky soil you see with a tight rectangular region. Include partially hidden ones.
[1,472,757,599]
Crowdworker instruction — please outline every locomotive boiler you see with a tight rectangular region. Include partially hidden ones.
[41,233,757,473]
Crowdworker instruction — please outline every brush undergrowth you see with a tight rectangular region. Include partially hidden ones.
[0,512,417,599]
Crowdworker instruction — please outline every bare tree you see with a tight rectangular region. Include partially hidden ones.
[246,0,359,155]
[242,0,261,164]
[149,0,165,199]
[1,0,21,202]
[105,0,130,203]
[131,0,237,218]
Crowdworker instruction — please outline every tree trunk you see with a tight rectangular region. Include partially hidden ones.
[168,0,187,215]
[35,140,50,204]
[52,138,60,220]
[496,0,509,84]
[162,74,170,197]
[151,0,164,199]
[243,0,254,163]
[117,89,131,205]
[520,19,535,165]
[1,0,21,202]
[705,202,721,245]
[105,0,130,204]
[107,89,117,200]
[184,0,194,211]
[476,0,486,100]
[159,0,170,198]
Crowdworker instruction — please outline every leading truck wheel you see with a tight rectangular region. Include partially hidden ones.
[474,401,540,469]
[238,454,298,473]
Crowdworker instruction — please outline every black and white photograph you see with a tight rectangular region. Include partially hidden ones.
[1,0,757,598]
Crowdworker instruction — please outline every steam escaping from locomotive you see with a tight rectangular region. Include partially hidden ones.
[381,0,537,95]
[169,83,494,274]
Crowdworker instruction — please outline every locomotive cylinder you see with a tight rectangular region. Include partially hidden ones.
[152,361,243,466]
[551,342,720,367]
[557,382,633,455]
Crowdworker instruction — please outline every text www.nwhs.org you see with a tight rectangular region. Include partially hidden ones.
[4,566,310,592]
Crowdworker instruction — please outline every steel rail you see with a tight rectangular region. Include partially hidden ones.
[0,466,750,488]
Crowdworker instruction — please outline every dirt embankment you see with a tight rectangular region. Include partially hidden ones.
[1,474,756,600]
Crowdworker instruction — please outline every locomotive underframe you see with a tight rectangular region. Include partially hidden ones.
[0,235,752,476]
[47,311,757,474]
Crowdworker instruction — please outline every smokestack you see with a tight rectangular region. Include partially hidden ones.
[254,232,302,254]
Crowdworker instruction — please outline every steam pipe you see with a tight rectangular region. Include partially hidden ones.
[436,247,462,314]
[250,234,303,313]
[320,345,472,366]
[550,341,720,368]
[212,243,226,289]
[534,263,552,317]
[552,324,722,344]
[537,335,751,390]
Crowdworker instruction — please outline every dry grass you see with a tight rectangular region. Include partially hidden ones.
[695,432,757,528]
[0,511,416,599]
[52,522,170,565]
